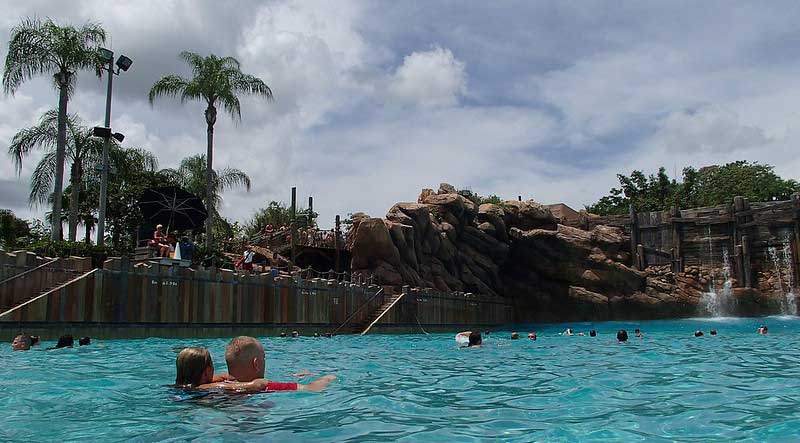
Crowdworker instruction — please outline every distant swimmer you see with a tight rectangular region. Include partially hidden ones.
[563,328,574,336]
[617,330,628,342]
[79,337,91,346]
[634,329,644,338]
[11,334,32,351]
[757,326,768,335]
[694,330,704,337]
[527,333,537,341]
[589,330,597,337]
[456,331,482,348]
[291,331,300,338]
[709,329,717,336]
[48,334,73,350]
[511,332,520,340]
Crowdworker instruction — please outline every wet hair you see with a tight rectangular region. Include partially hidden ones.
[225,336,265,379]
[616,330,628,342]
[175,347,213,387]
[55,335,74,348]
[634,329,641,334]
[694,330,704,337]
[78,337,91,346]
[589,330,597,337]
[30,336,40,346]
[279,332,287,337]
[12,334,32,349]
[709,329,717,336]
[759,326,768,334]
[468,331,482,346]
[313,332,320,337]
[291,331,299,338]
[511,332,520,340]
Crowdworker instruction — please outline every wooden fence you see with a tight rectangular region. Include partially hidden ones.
[0,253,512,330]
[583,195,800,289]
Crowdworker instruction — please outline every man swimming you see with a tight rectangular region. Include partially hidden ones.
[456,331,482,347]
[215,336,335,392]
[11,334,32,351]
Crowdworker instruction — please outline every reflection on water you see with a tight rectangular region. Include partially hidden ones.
[2,318,800,442]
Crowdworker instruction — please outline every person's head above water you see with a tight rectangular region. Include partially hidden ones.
[527,332,537,340]
[12,334,32,351]
[511,332,520,340]
[78,337,91,346]
[54,335,73,348]
[225,336,265,382]
[175,347,213,387]
[291,331,299,338]
[709,329,717,336]
[694,330,704,337]
[589,330,597,337]
[758,326,768,334]
[468,331,482,346]
[617,330,628,342]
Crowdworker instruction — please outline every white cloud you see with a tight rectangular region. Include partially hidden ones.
[648,105,770,153]
[387,46,467,107]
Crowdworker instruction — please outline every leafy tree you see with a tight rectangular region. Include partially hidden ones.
[243,201,316,239]
[8,110,114,241]
[588,161,800,215]
[0,209,32,249]
[3,18,106,240]
[149,51,272,246]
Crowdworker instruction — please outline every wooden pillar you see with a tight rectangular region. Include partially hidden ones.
[308,196,314,227]
[334,215,341,275]
[669,206,683,273]
[742,235,752,288]
[636,244,646,270]
[290,187,297,265]
[733,196,752,288]
[629,204,639,268]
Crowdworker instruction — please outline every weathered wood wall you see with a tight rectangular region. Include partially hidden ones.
[0,254,512,329]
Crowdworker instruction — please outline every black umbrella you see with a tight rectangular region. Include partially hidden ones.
[138,186,207,231]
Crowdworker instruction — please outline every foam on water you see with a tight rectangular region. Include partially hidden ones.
[3,319,800,442]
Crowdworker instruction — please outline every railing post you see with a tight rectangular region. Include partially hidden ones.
[335,215,341,274]
[669,205,683,273]
[291,187,297,265]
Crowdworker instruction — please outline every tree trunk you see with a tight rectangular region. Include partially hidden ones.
[205,104,217,248]
[85,220,92,244]
[68,159,81,242]
[52,73,69,241]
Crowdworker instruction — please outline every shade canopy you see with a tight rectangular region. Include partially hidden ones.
[138,186,207,231]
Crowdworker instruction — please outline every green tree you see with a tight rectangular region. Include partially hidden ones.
[242,201,317,239]
[3,18,106,240]
[148,51,272,246]
[0,209,32,249]
[8,109,113,241]
[160,154,251,242]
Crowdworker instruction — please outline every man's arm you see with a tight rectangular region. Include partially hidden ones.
[212,372,234,382]
[298,375,337,392]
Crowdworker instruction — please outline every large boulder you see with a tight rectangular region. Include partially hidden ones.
[503,200,558,231]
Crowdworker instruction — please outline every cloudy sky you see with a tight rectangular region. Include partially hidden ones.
[2,1,799,229]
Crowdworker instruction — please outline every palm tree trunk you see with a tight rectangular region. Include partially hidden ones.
[205,104,216,248]
[84,219,92,243]
[68,160,81,242]
[52,74,69,241]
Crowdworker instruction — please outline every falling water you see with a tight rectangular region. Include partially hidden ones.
[699,226,734,317]
[769,237,798,315]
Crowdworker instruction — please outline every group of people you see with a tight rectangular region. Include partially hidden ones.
[174,336,335,394]
[151,224,195,260]
[458,324,773,347]
[11,333,91,351]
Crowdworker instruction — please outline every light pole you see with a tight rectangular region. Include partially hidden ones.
[96,48,132,247]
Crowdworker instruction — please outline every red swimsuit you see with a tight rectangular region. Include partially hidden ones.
[266,382,298,391]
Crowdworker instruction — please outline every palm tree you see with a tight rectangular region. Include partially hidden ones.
[148,51,272,246]
[160,154,251,230]
[3,18,106,241]
[8,110,113,241]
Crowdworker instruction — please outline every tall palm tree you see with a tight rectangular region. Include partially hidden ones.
[160,154,251,231]
[8,110,113,241]
[3,18,106,240]
[148,51,272,246]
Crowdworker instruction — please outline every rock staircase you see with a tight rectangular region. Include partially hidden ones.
[352,292,406,335]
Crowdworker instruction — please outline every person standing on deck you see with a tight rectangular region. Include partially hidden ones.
[236,245,255,271]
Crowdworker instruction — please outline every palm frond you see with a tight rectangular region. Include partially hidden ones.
[148,75,190,104]
[217,167,251,192]
[29,150,58,206]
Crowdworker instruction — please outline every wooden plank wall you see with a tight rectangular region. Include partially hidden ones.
[3,258,513,327]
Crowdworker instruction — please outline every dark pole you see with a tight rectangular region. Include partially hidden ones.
[97,54,114,247]
[291,187,297,264]
[335,214,341,274]
[308,196,314,227]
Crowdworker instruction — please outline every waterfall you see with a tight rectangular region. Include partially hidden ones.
[698,226,734,317]
[768,241,796,315]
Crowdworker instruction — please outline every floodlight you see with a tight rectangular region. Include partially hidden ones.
[93,126,111,138]
[112,132,125,143]
[98,47,114,63]
[116,55,132,72]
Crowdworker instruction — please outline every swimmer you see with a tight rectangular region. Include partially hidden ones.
[48,334,73,349]
[291,331,299,338]
[30,336,40,346]
[634,329,644,338]
[616,330,628,342]
[216,336,335,392]
[11,334,32,351]
[589,330,597,337]
[175,347,270,392]
[279,332,287,338]
[694,330,704,337]
[511,332,520,340]
[709,329,717,336]
[563,328,574,336]
[527,332,537,340]
[79,337,91,346]
[456,331,482,347]
[313,332,320,338]
[757,326,768,335]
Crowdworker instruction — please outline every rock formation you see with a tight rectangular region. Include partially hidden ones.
[348,184,788,321]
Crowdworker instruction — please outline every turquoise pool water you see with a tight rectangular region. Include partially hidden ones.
[2,317,800,442]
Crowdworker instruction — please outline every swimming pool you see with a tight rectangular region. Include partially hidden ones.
[2,317,800,442]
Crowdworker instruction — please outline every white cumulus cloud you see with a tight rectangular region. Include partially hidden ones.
[387,46,467,107]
